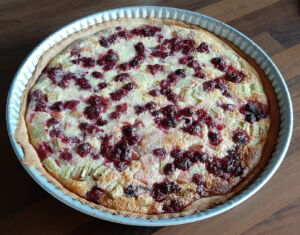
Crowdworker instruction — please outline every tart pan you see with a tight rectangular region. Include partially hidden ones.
[6,6,293,226]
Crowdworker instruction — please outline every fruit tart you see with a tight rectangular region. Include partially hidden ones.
[15,18,279,218]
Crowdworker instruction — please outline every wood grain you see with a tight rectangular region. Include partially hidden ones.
[272,44,300,81]
[228,0,300,48]
[252,32,285,56]
[1,0,299,234]
[198,0,279,22]
[242,199,300,235]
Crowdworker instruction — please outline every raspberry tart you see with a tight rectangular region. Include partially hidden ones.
[15,18,279,218]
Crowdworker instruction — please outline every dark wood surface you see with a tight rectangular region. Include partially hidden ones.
[1,0,299,234]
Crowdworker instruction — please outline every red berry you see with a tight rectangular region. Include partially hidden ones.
[163,163,175,175]
[208,131,222,145]
[109,111,121,119]
[86,186,102,202]
[116,103,128,112]
[135,42,145,55]
[232,130,249,145]
[192,174,204,185]
[46,118,59,127]
[152,148,167,159]
[77,143,92,157]
[125,185,138,198]
[60,150,72,161]
[196,42,210,53]
[91,71,103,78]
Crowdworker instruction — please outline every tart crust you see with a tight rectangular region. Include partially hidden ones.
[15,18,279,219]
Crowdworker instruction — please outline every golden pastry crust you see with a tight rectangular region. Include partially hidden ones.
[15,18,279,218]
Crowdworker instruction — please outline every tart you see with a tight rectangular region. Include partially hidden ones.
[15,18,279,218]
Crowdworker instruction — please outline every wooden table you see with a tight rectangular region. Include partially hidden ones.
[1,0,299,234]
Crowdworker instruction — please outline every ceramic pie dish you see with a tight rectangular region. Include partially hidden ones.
[6,6,292,226]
